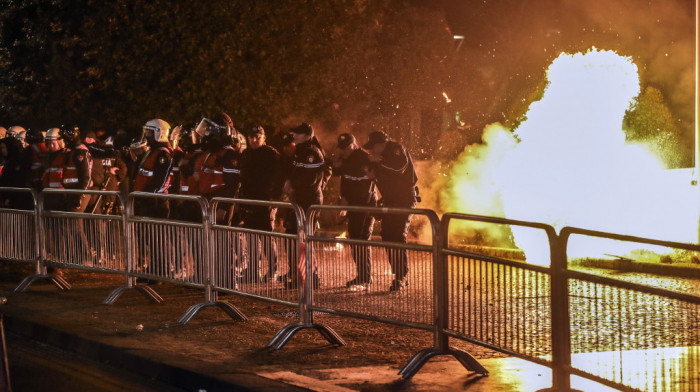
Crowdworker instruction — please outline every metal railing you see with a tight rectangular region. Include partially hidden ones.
[2,187,699,390]
[178,197,305,325]
[103,192,209,305]
[560,227,700,392]
[40,189,126,274]
[0,188,39,266]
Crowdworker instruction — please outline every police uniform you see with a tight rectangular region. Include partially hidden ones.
[87,142,126,214]
[334,134,377,285]
[0,137,30,209]
[283,137,325,252]
[365,132,418,291]
[169,145,185,197]
[62,142,94,264]
[175,146,203,222]
[62,143,93,212]
[21,141,49,191]
[238,131,283,282]
[132,141,173,218]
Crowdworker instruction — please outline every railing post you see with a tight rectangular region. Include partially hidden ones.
[204,197,214,303]
[434,214,448,352]
[119,191,132,288]
[548,232,573,391]
[33,189,44,276]
[300,205,312,325]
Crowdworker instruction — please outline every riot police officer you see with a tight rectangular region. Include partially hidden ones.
[61,126,93,212]
[21,128,49,191]
[0,135,27,209]
[238,125,283,283]
[332,133,377,287]
[193,114,241,223]
[85,130,126,214]
[174,125,204,222]
[131,119,174,217]
[131,119,177,276]
[60,125,94,264]
[364,131,418,291]
[281,123,327,289]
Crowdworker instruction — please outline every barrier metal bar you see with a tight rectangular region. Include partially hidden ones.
[10,188,70,292]
[267,203,368,350]
[38,189,126,274]
[103,192,209,304]
[436,213,562,388]
[0,187,39,265]
[402,213,556,377]
[195,199,303,317]
[560,226,700,392]
[178,198,298,324]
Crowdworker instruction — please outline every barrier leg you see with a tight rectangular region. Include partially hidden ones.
[102,277,163,305]
[399,346,488,379]
[266,321,345,350]
[177,300,247,325]
[14,272,71,292]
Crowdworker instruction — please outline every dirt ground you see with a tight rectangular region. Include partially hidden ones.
[0,261,504,384]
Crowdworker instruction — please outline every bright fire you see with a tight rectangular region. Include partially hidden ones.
[441,49,699,265]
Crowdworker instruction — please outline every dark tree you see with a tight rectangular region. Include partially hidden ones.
[0,0,457,141]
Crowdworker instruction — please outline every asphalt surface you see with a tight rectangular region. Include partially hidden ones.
[5,330,185,392]
[0,277,626,392]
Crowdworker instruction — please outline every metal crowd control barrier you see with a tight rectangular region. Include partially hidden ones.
[20,189,128,292]
[270,205,449,357]
[0,187,56,294]
[0,187,39,266]
[559,227,700,392]
[178,197,299,324]
[103,192,210,305]
[8,188,71,292]
[437,213,558,384]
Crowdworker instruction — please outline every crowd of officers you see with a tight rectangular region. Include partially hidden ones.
[0,117,419,292]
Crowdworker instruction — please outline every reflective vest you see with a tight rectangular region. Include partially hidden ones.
[196,147,229,195]
[63,144,91,189]
[133,146,172,193]
[177,151,200,195]
[29,143,48,175]
[43,150,67,189]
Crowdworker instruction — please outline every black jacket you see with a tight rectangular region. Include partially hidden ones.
[239,145,283,201]
[334,148,376,206]
[372,140,417,207]
[288,140,325,208]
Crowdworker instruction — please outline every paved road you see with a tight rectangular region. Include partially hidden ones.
[5,330,185,392]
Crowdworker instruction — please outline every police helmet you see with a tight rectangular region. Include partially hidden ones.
[45,128,61,141]
[143,119,170,143]
[194,117,230,139]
